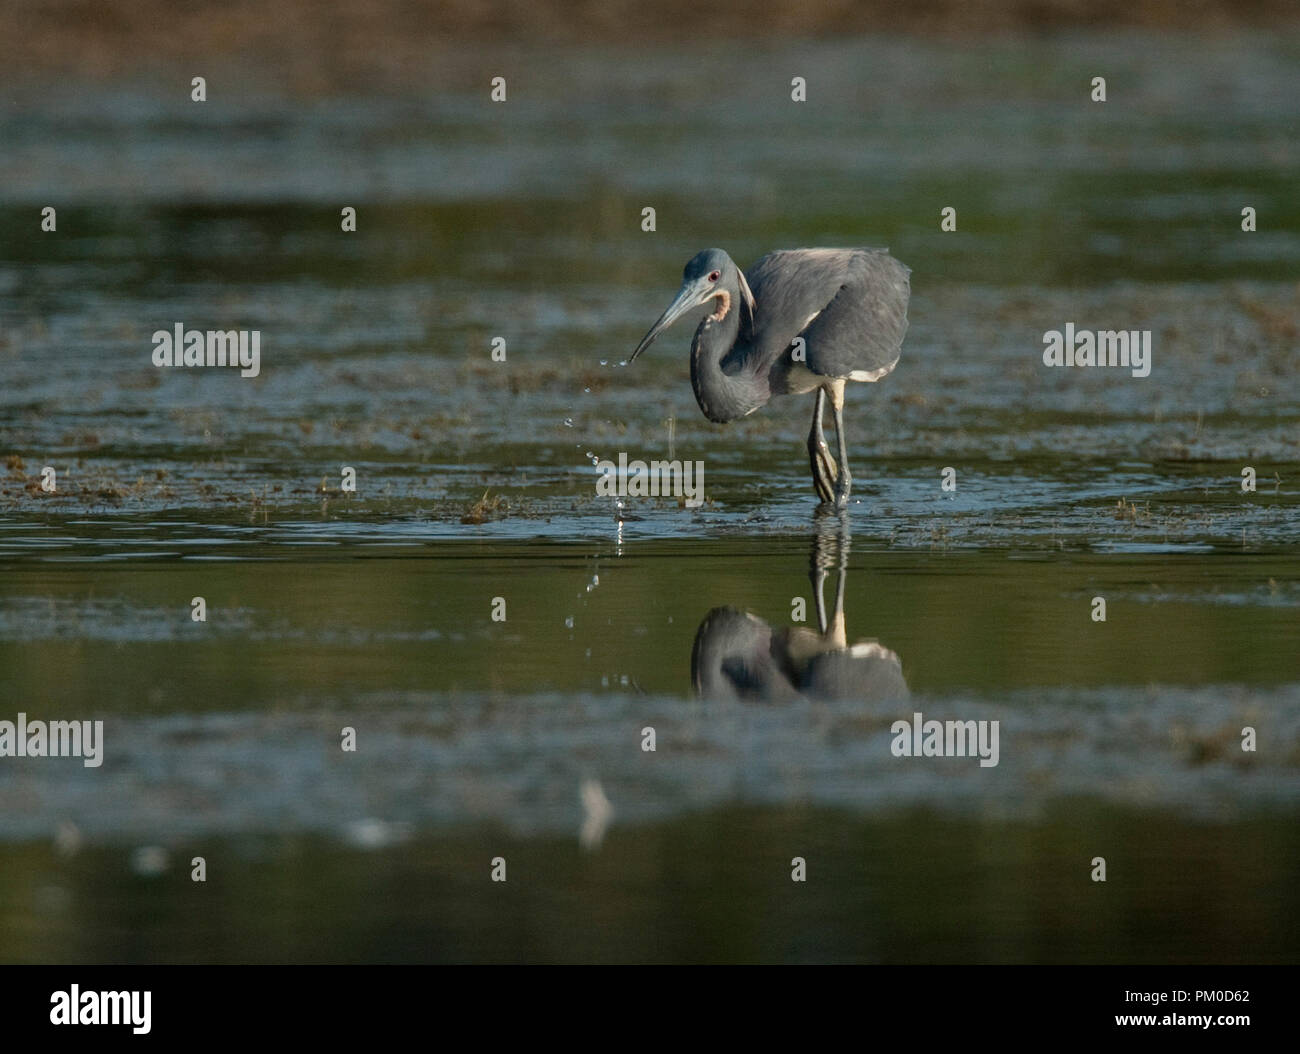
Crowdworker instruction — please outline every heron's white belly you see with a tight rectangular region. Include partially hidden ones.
[849,356,899,383]
[783,361,824,394]
[784,354,900,392]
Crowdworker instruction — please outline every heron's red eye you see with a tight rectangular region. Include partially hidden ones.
[708,271,720,282]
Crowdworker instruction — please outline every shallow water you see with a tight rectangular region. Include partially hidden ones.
[0,32,1297,962]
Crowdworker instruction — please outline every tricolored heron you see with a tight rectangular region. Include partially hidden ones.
[690,516,908,702]
[630,247,911,507]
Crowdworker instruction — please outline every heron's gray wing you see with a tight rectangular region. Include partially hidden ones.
[742,249,910,380]
[800,250,910,380]
[742,249,859,364]
[800,646,909,702]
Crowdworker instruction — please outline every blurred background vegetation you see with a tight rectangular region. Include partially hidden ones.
[5,0,1300,94]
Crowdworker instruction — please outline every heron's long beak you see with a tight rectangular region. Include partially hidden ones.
[629,280,711,362]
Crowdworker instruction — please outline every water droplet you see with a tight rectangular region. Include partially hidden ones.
[563,418,574,428]
[341,818,411,851]
[564,616,574,628]
[54,822,82,857]
[583,387,591,393]
[599,359,608,366]
[130,846,171,877]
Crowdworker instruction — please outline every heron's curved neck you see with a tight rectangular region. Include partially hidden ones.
[690,289,768,423]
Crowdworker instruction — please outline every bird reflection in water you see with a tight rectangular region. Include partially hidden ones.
[691,515,908,702]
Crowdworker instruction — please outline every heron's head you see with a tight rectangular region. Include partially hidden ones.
[630,249,754,362]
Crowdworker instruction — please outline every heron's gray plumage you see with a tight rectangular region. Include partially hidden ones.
[691,607,801,703]
[629,245,911,506]
[690,607,908,704]
[691,522,908,702]
[746,248,911,393]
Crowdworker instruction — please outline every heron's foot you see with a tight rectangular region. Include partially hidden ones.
[813,469,836,506]
[808,437,838,505]
[833,465,852,508]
